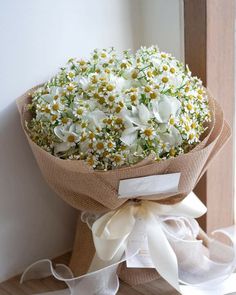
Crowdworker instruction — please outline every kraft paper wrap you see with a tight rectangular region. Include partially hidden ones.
[16,86,231,286]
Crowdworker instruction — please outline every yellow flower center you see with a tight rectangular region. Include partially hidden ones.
[98,97,105,104]
[101,53,107,58]
[162,143,166,149]
[67,135,76,143]
[197,95,203,100]
[115,106,122,113]
[185,125,190,132]
[191,122,197,129]
[198,89,203,95]
[115,118,123,125]
[107,84,114,92]
[52,103,59,111]
[77,108,83,115]
[153,70,158,76]
[54,95,59,100]
[169,118,175,125]
[130,94,137,102]
[187,103,193,111]
[144,129,153,137]
[51,114,58,121]
[163,65,168,71]
[189,133,194,140]
[68,72,74,78]
[91,76,98,83]
[144,86,151,93]
[170,148,176,157]
[67,85,74,92]
[114,155,122,163]
[61,117,68,124]
[87,157,94,166]
[79,60,86,66]
[147,70,153,77]
[150,92,157,99]
[108,142,114,148]
[103,151,109,157]
[121,63,127,69]
[96,142,104,150]
[131,71,138,79]
[170,68,175,74]
[185,87,190,92]
[161,53,167,58]
[162,77,169,83]
[89,133,95,140]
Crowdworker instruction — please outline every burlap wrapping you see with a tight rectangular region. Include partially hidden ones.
[16,86,231,286]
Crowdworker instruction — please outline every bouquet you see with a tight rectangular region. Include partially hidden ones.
[17,46,234,295]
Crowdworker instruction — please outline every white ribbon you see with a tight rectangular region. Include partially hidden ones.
[21,192,236,295]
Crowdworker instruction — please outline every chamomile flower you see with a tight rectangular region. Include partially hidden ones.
[141,127,156,140]
[73,105,87,119]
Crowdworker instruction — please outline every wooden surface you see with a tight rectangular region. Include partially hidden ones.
[184,0,235,233]
[0,253,178,295]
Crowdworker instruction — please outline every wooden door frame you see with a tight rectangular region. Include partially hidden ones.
[184,0,235,232]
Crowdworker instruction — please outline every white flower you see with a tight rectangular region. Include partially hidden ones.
[151,95,181,123]
[54,124,80,153]
[109,74,131,92]
[120,104,153,145]
[40,86,63,103]
[77,77,90,91]
[87,110,106,130]
[159,126,182,147]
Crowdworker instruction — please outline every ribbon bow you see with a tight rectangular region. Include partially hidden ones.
[92,192,207,293]
[21,193,236,295]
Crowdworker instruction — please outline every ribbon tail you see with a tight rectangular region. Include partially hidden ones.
[146,214,181,293]
[20,258,121,295]
[180,273,236,295]
[92,204,136,261]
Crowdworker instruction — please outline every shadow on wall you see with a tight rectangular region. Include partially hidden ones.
[128,0,184,61]
[0,102,77,281]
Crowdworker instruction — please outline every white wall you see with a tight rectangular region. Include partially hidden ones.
[0,0,184,282]
[129,0,184,61]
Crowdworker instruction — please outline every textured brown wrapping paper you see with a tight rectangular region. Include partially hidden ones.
[17,86,231,285]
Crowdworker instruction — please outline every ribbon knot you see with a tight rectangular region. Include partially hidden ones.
[92,192,207,292]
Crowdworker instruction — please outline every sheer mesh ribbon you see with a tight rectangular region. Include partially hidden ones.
[21,192,236,295]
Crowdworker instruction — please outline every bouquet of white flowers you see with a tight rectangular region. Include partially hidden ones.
[17,46,233,294]
[26,46,210,170]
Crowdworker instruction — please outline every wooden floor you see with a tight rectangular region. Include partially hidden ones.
[0,253,178,295]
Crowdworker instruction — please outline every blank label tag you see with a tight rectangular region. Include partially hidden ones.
[118,173,180,198]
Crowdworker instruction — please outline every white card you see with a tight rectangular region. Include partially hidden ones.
[126,218,154,268]
[118,173,180,198]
